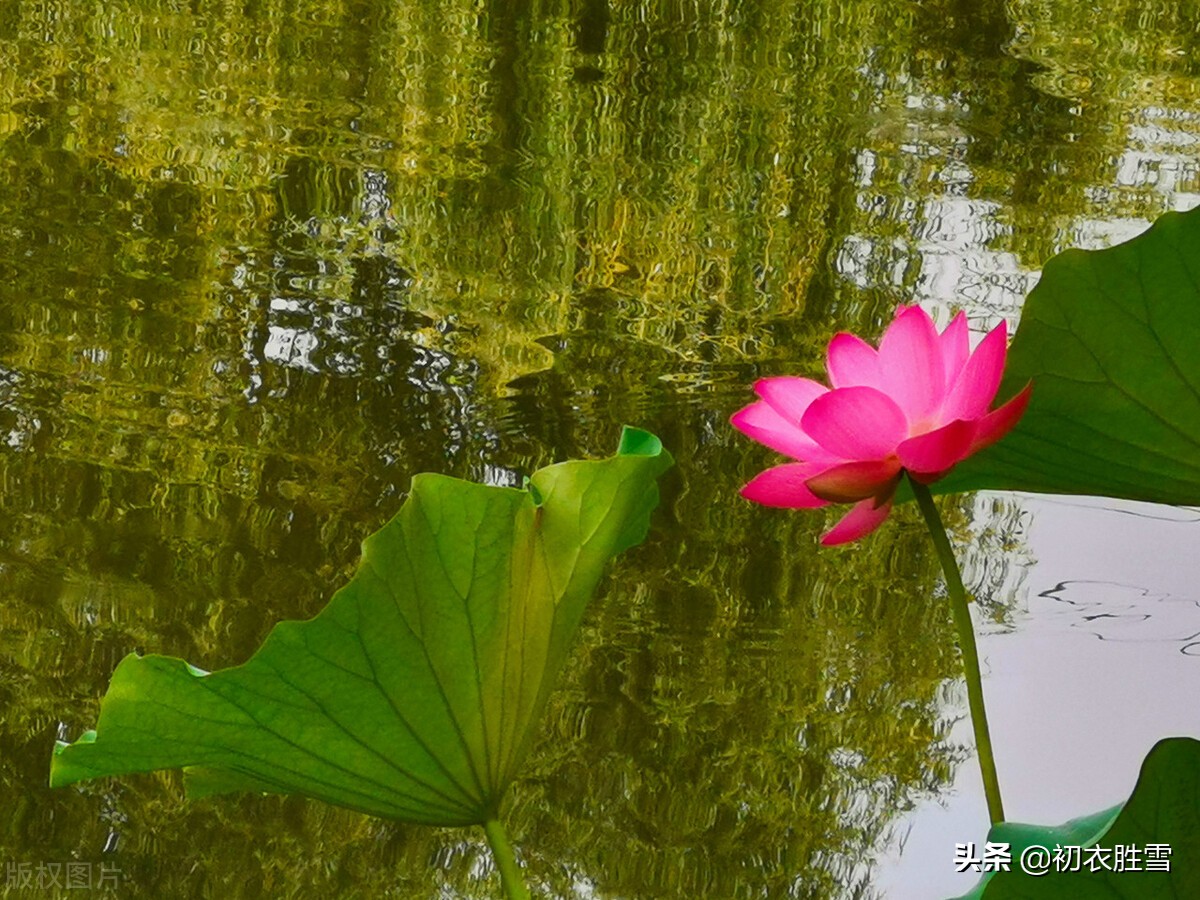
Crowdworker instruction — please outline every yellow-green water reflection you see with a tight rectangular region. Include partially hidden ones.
[1,1,1198,897]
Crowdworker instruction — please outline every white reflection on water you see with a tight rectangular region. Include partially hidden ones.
[876,492,1200,898]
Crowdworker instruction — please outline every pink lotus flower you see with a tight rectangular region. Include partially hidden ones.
[732,306,1032,546]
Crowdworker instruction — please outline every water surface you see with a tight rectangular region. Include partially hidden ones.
[1,2,1199,897]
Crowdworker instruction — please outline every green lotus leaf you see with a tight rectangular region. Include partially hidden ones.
[942,204,1200,503]
[953,737,1200,899]
[52,427,673,827]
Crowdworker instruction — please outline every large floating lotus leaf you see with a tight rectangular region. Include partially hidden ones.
[51,428,673,826]
[954,737,1200,899]
[940,205,1200,503]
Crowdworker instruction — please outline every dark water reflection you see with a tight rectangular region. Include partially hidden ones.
[1,2,1198,897]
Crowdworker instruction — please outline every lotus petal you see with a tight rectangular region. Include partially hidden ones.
[939,311,970,391]
[754,376,829,428]
[821,495,895,546]
[802,387,908,459]
[730,401,832,462]
[741,462,833,508]
[827,332,884,391]
[878,306,946,423]
[897,419,976,477]
[968,382,1033,454]
[942,322,1008,422]
[805,459,902,503]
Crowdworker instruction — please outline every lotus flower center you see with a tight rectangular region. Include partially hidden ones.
[909,417,938,437]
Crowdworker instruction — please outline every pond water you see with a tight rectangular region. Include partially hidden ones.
[1,2,1199,898]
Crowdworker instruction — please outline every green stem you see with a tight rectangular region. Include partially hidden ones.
[908,475,1006,826]
[483,818,530,900]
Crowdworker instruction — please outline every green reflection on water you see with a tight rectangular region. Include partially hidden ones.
[0,0,1197,896]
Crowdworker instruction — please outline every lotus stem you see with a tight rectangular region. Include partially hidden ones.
[908,476,1006,826]
[483,818,530,900]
